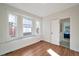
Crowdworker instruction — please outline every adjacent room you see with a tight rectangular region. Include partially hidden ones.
[0,3,79,56]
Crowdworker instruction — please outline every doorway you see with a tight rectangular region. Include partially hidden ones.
[60,18,70,48]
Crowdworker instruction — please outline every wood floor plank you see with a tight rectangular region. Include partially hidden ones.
[3,41,79,56]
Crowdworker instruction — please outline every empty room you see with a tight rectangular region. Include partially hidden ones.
[0,3,79,56]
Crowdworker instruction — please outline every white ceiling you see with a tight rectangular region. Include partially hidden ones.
[7,3,78,17]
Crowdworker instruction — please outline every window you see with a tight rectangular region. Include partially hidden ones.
[36,21,40,35]
[8,14,17,37]
[23,17,32,36]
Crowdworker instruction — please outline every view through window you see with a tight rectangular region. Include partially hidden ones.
[23,17,32,36]
[36,21,40,34]
[8,14,17,37]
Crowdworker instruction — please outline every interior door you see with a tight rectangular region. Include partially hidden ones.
[51,20,59,45]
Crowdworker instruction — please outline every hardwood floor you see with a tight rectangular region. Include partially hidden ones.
[3,41,79,56]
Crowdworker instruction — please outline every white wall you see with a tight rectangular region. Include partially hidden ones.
[0,4,42,55]
[42,18,51,42]
[43,4,79,52]
[70,16,79,51]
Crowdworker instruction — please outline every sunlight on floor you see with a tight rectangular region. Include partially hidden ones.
[47,49,59,56]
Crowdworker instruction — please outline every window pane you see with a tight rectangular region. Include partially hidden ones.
[36,21,40,34]
[23,28,31,33]
[23,17,32,35]
[8,14,17,37]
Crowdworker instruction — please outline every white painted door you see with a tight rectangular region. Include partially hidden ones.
[51,20,59,45]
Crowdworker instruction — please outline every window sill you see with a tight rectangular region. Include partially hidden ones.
[0,35,37,44]
[23,34,35,38]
